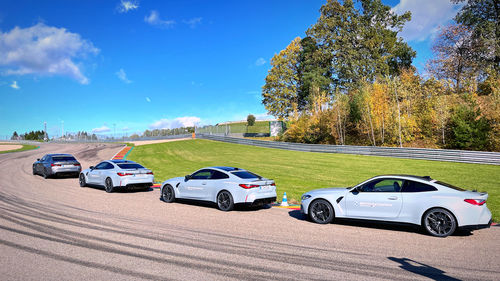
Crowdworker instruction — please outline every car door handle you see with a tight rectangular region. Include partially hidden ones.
[387,196,398,200]
[201,182,207,185]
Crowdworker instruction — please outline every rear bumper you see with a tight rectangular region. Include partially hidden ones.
[460,219,492,231]
[243,197,276,206]
[118,176,154,187]
[51,166,81,174]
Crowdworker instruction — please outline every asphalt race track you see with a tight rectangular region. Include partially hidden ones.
[1,143,499,280]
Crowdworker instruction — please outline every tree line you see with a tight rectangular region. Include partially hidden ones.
[262,0,499,151]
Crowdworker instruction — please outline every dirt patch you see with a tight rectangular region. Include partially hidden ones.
[130,138,192,146]
[0,144,23,152]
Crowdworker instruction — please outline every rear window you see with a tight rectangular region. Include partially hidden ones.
[52,156,76,161]
[231,171,261,179]
[435,181,466,191]
[117,163,144,169]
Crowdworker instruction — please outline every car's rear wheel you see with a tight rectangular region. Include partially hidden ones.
[162,185,175,203]
[423,208,457,237]
[309,199,334,224]
[79,174,86,187]
[32,166,36,175]
[105,177,114,193]
[217,190,234,211]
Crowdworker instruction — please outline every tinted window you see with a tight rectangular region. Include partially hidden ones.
[435,181,466,191]
[211,170,229,180]
[191,169,211,180]
[232,171,262,179]
[360,179,403,192]
[117,163,144,169]
[402,180,437,192]
[95,162,109,169]
[52,156,76,162]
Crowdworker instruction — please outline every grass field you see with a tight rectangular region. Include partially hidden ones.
[128,139,500,222]
[0,144,39,154]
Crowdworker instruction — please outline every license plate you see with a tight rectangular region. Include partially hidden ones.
[260,185,270,190]
[63,165,72,168]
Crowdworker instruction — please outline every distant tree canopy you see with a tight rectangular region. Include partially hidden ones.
[14,130,46,140]
[247,114,256,126]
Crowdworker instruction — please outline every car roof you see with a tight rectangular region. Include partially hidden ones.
[210,166,241,172]
[374,175,433,181]
[110,160,136,164]
[47,153,74,157]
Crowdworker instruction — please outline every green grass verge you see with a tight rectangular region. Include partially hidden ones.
[0,144,39,154]
[127,139,500,222]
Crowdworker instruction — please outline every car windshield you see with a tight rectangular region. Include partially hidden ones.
[231,171,261,179]
[117,163,145,169]
[435,181,466,191]
[52,156,76,161]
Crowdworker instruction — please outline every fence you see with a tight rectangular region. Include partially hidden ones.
[196,121,285,137]
[196,134,500,165]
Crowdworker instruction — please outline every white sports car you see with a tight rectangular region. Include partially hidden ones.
[300,175,492,237]
[79,160,154,193]
[160,166,277,211]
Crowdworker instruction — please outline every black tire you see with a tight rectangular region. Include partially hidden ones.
[423,208,457,237]
[32,166,36,175]
[217,190,234,211]
[105,177,114,193]
[161,185,175,203]
[43,169,48,179]
[308,199,335,224]
[79,174,86,187]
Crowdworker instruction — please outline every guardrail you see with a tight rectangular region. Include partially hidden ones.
[196,134,500,165]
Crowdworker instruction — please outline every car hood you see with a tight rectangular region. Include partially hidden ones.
[305,187,350,196]
[163,176,185,184]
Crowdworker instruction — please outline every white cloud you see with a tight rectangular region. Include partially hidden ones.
[117,0,139,13]
[255,57,266,66]
[145,97,151,102]
[392,0,462,42]
[92,126,111,133]
[0,23,99,84]
[116,68,131,83]
[149,116,201,129]
[183,17,202,28]
[144,11,175,28]
[10,80,19,89]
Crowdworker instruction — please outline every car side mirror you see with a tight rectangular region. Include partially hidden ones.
[184,175,191,181]
[90,166,95,170]
[37,158,40,161]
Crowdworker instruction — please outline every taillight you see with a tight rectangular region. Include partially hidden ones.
[464,199,486,206]
[239,184,259,189]
[271,183,276,186]
[74,163,81,166]
[51,164,61,167]
[117,172,133,176]
[147,172,153,175]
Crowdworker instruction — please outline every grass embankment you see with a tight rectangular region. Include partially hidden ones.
[0,143,39,154]
[128,139,500,222]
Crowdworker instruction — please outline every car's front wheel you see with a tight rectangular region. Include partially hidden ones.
[79,174,86,187]
[309,199,334,224]
[217,190,234,211]
[105,177,114,193]
[32,166,36,175]
[423,208,457,237]
[162,185,175,203]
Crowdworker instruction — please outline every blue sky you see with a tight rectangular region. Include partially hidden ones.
[0,0,462,138]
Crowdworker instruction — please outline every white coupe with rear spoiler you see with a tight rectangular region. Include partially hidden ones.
[160,166,277,211]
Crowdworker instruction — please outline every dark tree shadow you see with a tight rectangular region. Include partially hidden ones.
[388,257,461,281]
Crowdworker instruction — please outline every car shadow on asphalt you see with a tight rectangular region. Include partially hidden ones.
[158,197,271,212]
[83,185,154,193]
[388,257,461,281]
[287,210,473,237]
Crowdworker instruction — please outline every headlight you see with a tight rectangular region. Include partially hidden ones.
[301,194,311,201]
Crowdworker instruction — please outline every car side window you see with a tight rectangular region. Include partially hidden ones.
[94,162,108,170]
[401,180,437,192]
[360,179,403,192]
[103,163,114,169]
[210,170,229,180]
[41,155,47,161]
[191,169,211,180]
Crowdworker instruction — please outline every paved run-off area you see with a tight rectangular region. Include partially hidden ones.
[1,143,499,280]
